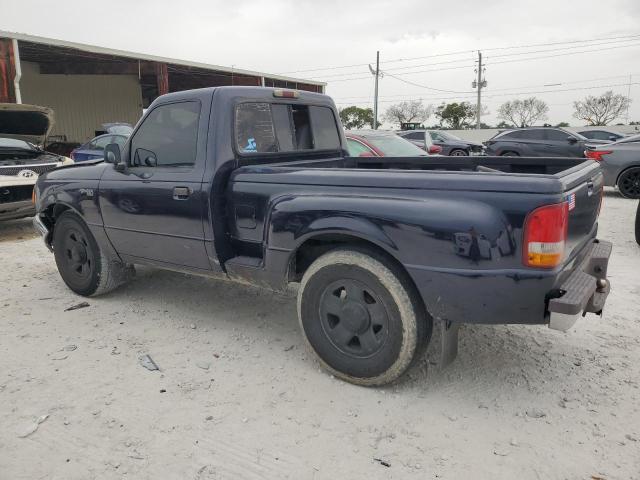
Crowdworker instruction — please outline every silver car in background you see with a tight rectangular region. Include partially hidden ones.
[586,134,640,198]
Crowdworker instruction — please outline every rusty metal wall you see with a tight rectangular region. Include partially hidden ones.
[19,62,143,143]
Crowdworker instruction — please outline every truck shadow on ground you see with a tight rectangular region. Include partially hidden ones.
[112,266,593,394]
[0,217,39,242]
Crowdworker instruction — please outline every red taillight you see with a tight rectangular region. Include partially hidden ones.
[428,145,442,154]
[585,150,612,162]
[523,202,569,268]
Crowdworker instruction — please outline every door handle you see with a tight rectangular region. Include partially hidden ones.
[173,186,191,200]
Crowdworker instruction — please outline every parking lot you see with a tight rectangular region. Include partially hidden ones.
[0,190,639,480]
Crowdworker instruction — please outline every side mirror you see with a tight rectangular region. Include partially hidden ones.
[104,142,123,170]
[567,136,578,144]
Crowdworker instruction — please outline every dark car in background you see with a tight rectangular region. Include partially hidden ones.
[484,127,607,157]
[399,129,484,156]
[70,133,129,162]
[345,130,437,157]
[585,133,640,198]
[577,129,626,142]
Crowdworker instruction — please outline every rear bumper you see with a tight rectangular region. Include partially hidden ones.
[547,239,611,331]
[405,239,611,327]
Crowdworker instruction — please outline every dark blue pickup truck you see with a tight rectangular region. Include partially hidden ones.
[33,87,611,386]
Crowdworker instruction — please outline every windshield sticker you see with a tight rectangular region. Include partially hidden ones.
[243,138,257,152]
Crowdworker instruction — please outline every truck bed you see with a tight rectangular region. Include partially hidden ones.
[232,156,601,195]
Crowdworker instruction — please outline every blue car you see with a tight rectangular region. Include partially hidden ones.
[70,133,129,162]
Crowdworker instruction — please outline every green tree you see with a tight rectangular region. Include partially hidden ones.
[555,122,570,127]
[434,102,476,129]
[339,106,375,129]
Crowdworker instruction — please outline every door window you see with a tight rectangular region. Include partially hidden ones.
[130,101,200,167]
[346,138,374,156]
[508,129,545,140]
[544,129,572,141]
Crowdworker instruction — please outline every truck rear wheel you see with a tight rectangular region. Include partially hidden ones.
[52,211,134,296]
[297,248,430,386]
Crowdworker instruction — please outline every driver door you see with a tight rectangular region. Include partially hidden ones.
[99,100,212,271]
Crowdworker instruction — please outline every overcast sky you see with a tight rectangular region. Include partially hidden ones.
[3,0,640,127]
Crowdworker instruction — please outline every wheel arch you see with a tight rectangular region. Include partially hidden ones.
[287,231,431,324]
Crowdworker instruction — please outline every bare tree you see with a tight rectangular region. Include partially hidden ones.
[497,97,549,127]
[383,100,433,127]
[573,90,631,126]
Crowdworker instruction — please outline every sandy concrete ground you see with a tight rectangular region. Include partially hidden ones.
[1,191,639,480]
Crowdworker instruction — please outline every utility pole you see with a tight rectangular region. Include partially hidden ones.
[373,51,380,129]
[626,73,632,124]
[476,51,483,129]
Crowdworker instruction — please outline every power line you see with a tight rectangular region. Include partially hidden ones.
[485,41,640,66]
[333,82,640,105]
[318,40,640,85]
[384,73,474,93]
[277,32,640,75]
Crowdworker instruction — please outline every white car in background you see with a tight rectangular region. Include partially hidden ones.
[0,104,73,221]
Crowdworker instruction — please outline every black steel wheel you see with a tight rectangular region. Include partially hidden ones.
[319,279,390,358]
[298,248,431,386]
[52,211,134,296]
[618,167,640,199]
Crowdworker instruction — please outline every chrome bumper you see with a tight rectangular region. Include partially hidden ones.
[547,240,612,331]
[33,214,53,251]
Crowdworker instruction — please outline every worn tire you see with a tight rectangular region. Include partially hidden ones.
[52,211,134,296]
[297,248,430,386]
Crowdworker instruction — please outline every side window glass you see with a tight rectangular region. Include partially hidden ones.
[309,106,340,150]
[544,129,569,141]
[347,138,372,156]
[130,101,200,167]
[272,104,294,151]
[113,135,127,147]
[93,136,113,151]
[235,103,277,153]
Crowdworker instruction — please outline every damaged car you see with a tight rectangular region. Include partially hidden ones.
[0,103,73,221]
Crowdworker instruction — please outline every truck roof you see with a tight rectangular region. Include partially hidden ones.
[152,86,333,106]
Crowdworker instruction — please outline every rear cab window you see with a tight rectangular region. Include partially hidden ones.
[235,102,341,155]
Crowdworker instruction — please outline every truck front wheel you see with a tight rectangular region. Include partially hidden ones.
[297,248,430,386]
[52,211,134,296]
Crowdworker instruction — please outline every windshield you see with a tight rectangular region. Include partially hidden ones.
[0,137,37,150]
[438,131,462,141]
[364,134,428,156]
[106,124,134,135]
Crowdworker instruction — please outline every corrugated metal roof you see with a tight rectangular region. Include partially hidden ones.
[0,30,326,87]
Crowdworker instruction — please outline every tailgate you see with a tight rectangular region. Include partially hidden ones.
[563,169,603,263]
